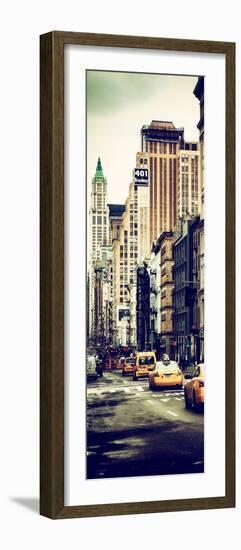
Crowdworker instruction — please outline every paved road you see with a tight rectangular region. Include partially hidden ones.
[87,371,204,479]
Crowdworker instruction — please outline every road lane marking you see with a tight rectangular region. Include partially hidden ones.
[175,397,183,401]
[147,399,154,404]
[88,384,154,398]
[162,391,184,395]
[161,398,170,403]
[167,410,178,417]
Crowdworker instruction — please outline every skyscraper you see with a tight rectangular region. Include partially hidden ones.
[110,153,150,345]
[177,144,201,219]
[89,157,110,260]
[141,120,200,245]
[193,76,204,219]
[88,158,110,339]
[141,121,184,244]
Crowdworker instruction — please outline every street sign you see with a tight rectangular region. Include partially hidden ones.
[134,168,148,186]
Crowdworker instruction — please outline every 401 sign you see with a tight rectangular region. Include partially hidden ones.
[134,168,148,186]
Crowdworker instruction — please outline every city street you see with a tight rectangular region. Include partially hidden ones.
[87,370,204,479]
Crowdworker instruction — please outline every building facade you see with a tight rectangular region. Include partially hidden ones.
[192,218,202,362]
[199,218,204,360]
[93,262,106,343]
[141,120,184,244]
[108,203,125,244]
[193,76,205,361]
[150,243,161,354]
[150,232,175,358]
[173,219,197,367]
[135,152,150,264]
[136,264,150,351]
[141,120,200,247]
[89,157,110,257]
[193,77,204,219]
[159,232,175,358]
[111,153,150,345]
[88,158,110,339]
[177,143,201,219]
[129,281,137,347]
[111,180,136,344]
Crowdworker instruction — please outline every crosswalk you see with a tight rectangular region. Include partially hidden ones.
[87,383,184,400]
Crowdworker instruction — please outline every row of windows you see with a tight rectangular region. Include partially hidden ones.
[93,199,105,206]
[92,231,107,241]
[181,153,197,162]
[148,142,177,155]
[120,252,138,259]
[92,216,107,224]
[139,157,148,165]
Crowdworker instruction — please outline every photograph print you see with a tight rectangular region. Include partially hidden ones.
[86,70,204,480]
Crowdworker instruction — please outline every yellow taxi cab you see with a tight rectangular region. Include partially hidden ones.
[149,355,183,390]
[133,351,156,380]
[184,363,205,410]
[122,356,136,376]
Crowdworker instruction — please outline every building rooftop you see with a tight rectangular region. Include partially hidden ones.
[141,121,185,146]
[108,204,125,217]
[149,120,176,130]
[93,157,105,180]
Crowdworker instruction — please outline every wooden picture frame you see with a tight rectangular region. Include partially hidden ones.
[40,31,235,519]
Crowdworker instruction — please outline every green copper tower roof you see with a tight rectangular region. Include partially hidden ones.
[94,157,105,180]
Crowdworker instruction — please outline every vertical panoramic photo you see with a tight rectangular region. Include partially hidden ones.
[86,70,204,479]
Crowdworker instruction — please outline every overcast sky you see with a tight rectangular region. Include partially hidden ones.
[87,70,200,205]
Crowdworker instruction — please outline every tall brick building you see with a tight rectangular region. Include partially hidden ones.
[141,120,200,245]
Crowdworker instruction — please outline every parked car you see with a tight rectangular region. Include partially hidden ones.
[149,356,183,390]
[133,351,156,380]
[122,357,136,376]
[86,355,97,381]
[184,363,205,410]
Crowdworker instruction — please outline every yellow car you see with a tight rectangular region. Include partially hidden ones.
[149,357,183,390]
[133,351,156,380]
[122,357,136,376]
[184,363,205,410]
